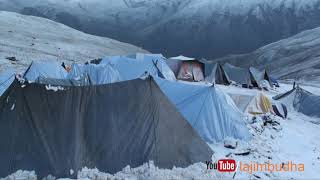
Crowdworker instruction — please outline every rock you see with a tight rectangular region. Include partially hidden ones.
[5,56,18,61]
[234,149,251,156]
[224,138,237,149]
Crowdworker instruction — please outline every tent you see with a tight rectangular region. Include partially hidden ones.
[272,103,288,119]
[67,63,122,85]
[126,53,164,60]
[154,77,251,143]
[206,63,231,85]
[0,76,212,178]
[223,63,252,87]
[0,69,15,96]
[24,61,68,82]
[229,93,273,115]
[249,67,273,88]
[273,86,320,119]
[167,55,205,82]
[101,55,176,81]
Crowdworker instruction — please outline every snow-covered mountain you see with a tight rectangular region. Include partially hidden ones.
[1,0,320,58]
[0,11,147,73]
[212,26,320,84]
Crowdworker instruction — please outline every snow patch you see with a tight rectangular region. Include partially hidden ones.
[45,85,65,92]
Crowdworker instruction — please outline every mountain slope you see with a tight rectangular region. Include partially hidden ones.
[1,0,320,58]
[0,11,147,72]
[212,27,320,84]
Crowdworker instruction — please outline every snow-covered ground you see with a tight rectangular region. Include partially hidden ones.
[0,11,147,73]
[2,82,319,180]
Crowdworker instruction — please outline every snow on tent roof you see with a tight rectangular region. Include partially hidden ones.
[126,53,165,60]
[67,63,122,85]
[100,55,176,81]
[273,86,320,120]
[0,77,212,178]
[223,63,252,86]
[0,69,15,96]
[169,55,195,61]
[154,77,251,143]
[23,61,67,82]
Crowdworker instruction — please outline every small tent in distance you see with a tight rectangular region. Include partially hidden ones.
[0,76,213,178]
[205,62,231,85]
[223,63,252,88]
[167,55,205,82]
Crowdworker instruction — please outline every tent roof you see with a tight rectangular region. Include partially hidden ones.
[24,61,67,82]
[223,63,251,85]
[0,69,15,96]
[0,77,212,177]
[205,63,231,85]
[101,55,176,81]
[154,77,251,143]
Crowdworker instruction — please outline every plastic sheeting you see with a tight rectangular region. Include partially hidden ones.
[223,63,251,86]
[0,69,15,96]
[206,63,230,85]
[24,61,67,82]
[229,93,273,115]
[0,77,212,178]
[272,103,288,119]
[154,77,251,143]
[101,55,176,81]
[67,64,122,85]
[274,87,320,118]
[177,61,205,82]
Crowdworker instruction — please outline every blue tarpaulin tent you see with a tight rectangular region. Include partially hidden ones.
[68,63,122,85]
[154,77,251,143]
[101,55,176,81]
[24,61,67,82]
[0,69,15,96]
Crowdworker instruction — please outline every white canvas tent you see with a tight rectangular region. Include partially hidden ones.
[229,93,273,115]
[167,55,205,82]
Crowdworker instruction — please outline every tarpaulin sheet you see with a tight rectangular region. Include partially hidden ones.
[0,77,212,178]
[100,56,176,81]
[154,77,251,143]
[67,63,122,85]
[206,63,230,85]
[223,63,251,86]
[0,69,14,96]
[24,61,67,82]
[274,87,320,119]
[294,88,320,118]
[177,61,205,82]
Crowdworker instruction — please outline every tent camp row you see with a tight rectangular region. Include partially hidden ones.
[205,62,278,89]
[0,54,251,178]
[164,55,278,89]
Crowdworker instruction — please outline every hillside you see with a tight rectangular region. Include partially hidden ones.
[212,27,320,84]
[1,0,320,58]
[0,11,147,73]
